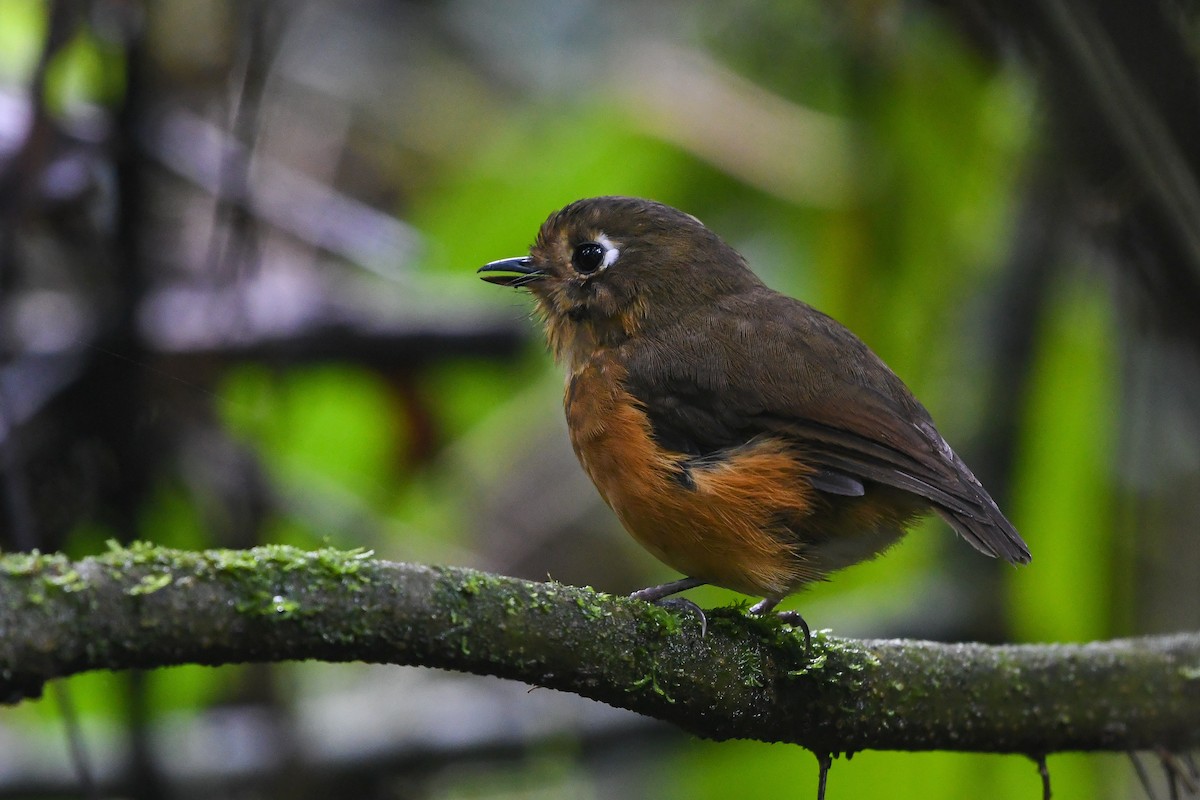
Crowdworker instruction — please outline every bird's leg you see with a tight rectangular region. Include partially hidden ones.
[630,577,708,636]
[629,577,707,602]
[749,597,812,651]
[748,597,780,615]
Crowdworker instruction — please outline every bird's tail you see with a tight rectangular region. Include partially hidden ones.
[934,452,1031,565]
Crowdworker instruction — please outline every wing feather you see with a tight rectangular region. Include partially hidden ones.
[622,289,1031,564]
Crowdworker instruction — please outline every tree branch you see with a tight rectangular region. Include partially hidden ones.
[2,543,1197,755]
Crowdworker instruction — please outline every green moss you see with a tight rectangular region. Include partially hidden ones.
[459,571,509,600]
[642,604,683,635]
[1,550,47,576]
[789,652,828,677]
[212,544,306,573]
[234,595,263,614]
[234,590,302,618]
[575,595,606,621]
[314,547,373,576]
[629,669,676,704]
[461,574,485,596]
[270,595,301,617]
[127,572,173,596]
[529,591,554,613]
[46,569,87,593]
[94,543,377,602]
[737,650,765,687]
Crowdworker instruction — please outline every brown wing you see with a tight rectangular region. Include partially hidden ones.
[622,287,1031,565]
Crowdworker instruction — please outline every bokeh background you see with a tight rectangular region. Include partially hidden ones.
[3,0,1199,797]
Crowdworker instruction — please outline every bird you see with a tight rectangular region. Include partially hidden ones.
[478,196,1030,639]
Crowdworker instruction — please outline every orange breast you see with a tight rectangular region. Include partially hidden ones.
[565,353,821,598]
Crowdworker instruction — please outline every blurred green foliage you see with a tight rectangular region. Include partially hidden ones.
[0,0,45,83]
[222,366,403,509]
[1010,278,1119,643]
[46,28,126,113]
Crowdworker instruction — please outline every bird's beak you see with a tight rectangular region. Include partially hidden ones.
[477,256,546,286]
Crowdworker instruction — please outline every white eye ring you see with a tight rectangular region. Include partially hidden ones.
[596,233,620,269]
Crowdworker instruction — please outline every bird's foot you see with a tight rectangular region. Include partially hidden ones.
[654,597,708,637]
[630,577,708,636]
[777,610,813,652]
[749,597,812,652]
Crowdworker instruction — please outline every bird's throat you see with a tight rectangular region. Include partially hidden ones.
[543,311,602,371]
[540,303,643,372]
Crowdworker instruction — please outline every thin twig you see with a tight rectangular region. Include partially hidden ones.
[1131,751,1159,800]
[815,752,832,800]
[1033,753,1051,800]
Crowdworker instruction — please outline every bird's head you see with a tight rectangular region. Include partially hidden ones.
[478,196,761,365]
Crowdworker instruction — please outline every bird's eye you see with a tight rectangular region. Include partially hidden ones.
[572,242,606,275]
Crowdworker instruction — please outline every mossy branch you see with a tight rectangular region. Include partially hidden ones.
[2,543,1198,756]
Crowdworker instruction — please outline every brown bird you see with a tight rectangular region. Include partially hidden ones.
[479,196,1030,637]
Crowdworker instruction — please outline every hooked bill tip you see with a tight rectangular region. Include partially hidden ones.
[477,256,544,286]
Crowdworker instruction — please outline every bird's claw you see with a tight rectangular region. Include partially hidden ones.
[748,598,813,653]
[651,597,708,637]
[629,578,708,635]
[776,610,813,653]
